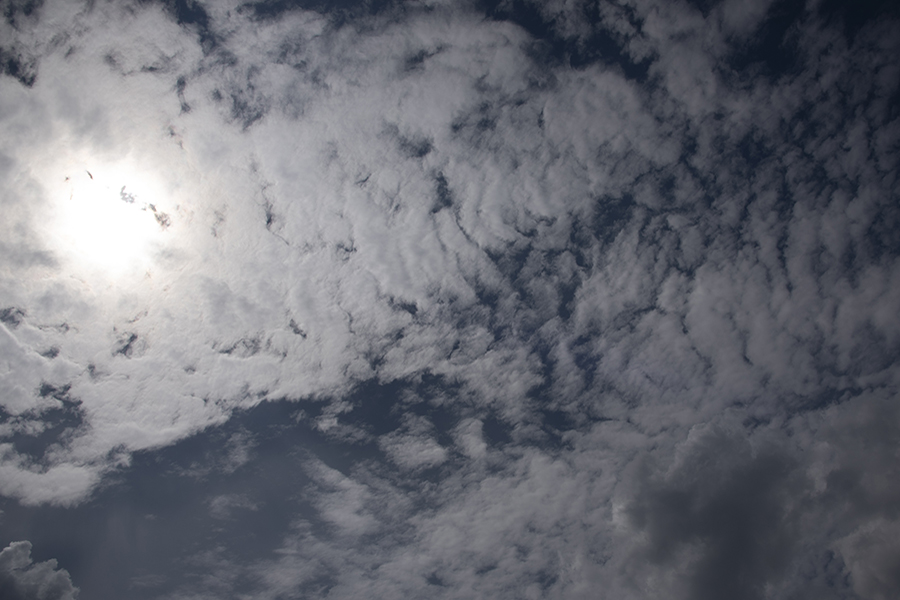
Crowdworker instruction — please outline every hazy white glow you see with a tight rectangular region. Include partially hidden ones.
[49,162,170,275]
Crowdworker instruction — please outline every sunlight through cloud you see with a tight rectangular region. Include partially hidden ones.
[48,161,172,276]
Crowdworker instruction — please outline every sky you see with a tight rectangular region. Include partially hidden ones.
[0,0,899,598]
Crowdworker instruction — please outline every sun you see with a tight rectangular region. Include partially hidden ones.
[48,160,173,276]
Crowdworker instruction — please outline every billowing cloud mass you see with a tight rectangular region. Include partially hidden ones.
[0,541,78,600]
[1,0,899,598]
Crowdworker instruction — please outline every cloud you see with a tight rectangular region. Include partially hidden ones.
[379,414,448,470]
[208,492,258,520]
[618,424,805,600]
[0,541,78,600]
[0,0,899,598]
[835,520,900,600]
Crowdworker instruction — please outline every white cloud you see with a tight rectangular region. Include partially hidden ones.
[379,414,448,470]
[1,0,899,597]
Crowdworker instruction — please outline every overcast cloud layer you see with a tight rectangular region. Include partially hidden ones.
[1,0,899,598]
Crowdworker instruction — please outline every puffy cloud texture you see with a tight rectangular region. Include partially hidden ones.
[0,541,77,600]
[0,0,898,598]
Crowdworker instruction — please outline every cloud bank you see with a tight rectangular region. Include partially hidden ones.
[0,0,898,598]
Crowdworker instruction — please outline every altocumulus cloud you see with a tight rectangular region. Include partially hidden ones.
[1,0,899,598]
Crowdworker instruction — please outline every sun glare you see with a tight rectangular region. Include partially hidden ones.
[49,161,172,275]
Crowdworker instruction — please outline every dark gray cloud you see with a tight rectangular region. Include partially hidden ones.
[622,426,806,600]
[0,0,898,598]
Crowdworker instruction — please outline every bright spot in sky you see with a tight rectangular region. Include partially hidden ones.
[49,163,171,275]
